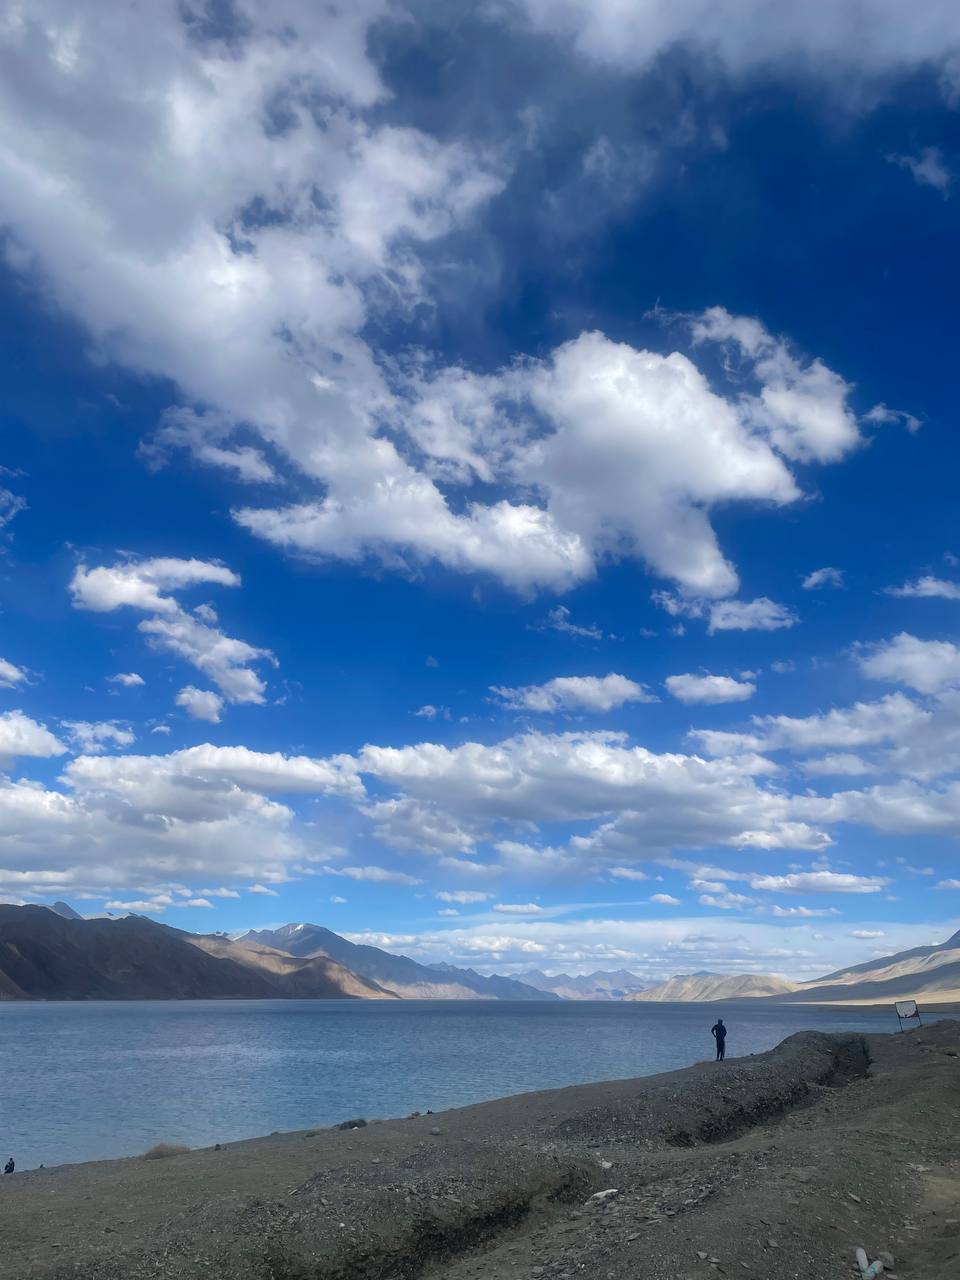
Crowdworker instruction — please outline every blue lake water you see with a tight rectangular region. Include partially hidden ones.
[0,999,899,1168]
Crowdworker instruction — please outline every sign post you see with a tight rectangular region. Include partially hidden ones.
[894,999,922,1032]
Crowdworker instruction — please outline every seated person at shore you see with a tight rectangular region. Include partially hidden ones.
[711,1018,727,1062]
[4,1157,14,1174]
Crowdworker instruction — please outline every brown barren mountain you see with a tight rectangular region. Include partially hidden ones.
[625,972,799,1002]
[0,905,395,1000]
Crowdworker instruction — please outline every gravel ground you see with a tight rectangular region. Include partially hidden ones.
[0,1022,957,1280]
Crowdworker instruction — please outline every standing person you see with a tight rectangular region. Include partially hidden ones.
[711,1018,726,1062]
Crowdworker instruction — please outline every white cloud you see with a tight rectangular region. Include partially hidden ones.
[185,897,214,908]
[0,487,26,531]
[199,887,241,899]
[436,890,492,903]
[0,710,67,760]
[107,672,145,688]
[247,884,278,896]
[698,890,755,909]
[357,728,828,864]
[140,612,271,705]
[0,4,932,611]
[61,721,135,754]
[0,657,27,687]
[750,871,888,894]
[493,902,545,914]
[492,673,656,713]
[240,314,866,599]
[888,147,951,194]
[72,556,272,707]
[848,928,885,938]
[693,692,928,761]
[175,686,225,723]
[886,576,960,600]
[537,606,604,641]
[65,743,360,801]
[510,2,960,97]
[800,753,872,776]
[708,597,798,633]
[802,567,845,590]
[649,893,680,905]
[105,898,170,914]
[331,895,348,904]
[0,741,362,899]
[689,307,863,463]
[70,558,238,614]
[936,879,960,889]
[665,673,756,704]
[333,865,422,885]
[863,403,921,433]
[610,867,647,881]
[144,408,280,484]
[771,905,840,918]
[860,633,960,693]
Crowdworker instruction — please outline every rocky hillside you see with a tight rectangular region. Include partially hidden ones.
[625,971,799,1002]
[0,906,395,1000]
[240,924,557,1001]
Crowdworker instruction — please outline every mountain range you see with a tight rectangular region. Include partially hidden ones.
[0,906,396,1001]
[625,972,799,1002]
[237,924,557,1000]
[1,905,958,1005]
[512,968,647,1000]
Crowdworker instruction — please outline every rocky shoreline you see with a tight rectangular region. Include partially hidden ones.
[1,1022,957,1279]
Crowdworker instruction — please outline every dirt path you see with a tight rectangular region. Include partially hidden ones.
[0,1022,956,1279]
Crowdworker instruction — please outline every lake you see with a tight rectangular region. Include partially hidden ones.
[0,999,899,1168]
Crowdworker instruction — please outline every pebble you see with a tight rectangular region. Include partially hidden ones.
[430,1127,442,1136]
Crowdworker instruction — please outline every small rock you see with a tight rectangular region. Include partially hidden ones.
[588,1189,620,1204]
[849,1194,862,1204]
[879,1253,895,1270]
[430,1126,442,1136]
[766,1239,779,1249]
[697,1251,709,1260]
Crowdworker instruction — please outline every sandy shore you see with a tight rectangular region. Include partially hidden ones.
[1,1021,957,1279]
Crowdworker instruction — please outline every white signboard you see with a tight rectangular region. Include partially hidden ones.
[894,999,921,1030]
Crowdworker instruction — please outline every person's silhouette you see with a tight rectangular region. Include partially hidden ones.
[711,1018,726,1062]
[3,1157,14,1174]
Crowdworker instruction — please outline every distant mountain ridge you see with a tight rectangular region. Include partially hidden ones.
[238,924,556,1001]
[3,905,959,1005]
[626,972,799,1002]
[0,906,396,1001]
[512,968,647,1000]
[786,927,960,1004]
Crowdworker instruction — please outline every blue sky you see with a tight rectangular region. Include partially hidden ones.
[1,1,959,982]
